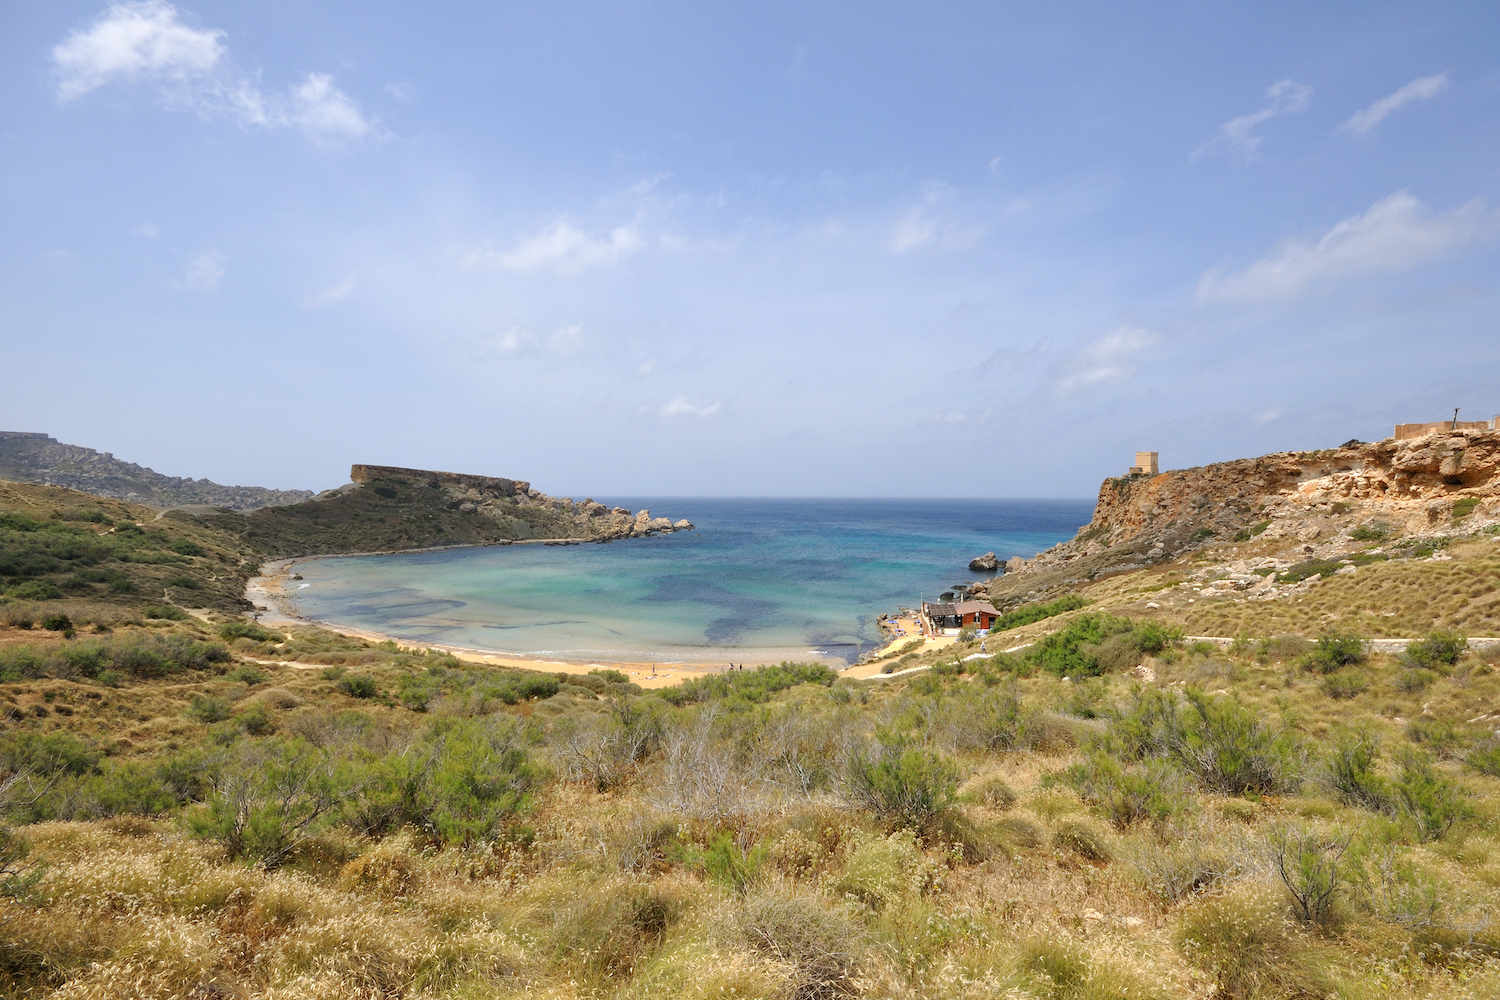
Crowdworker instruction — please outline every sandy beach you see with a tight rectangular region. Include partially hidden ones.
[245,558,876,689]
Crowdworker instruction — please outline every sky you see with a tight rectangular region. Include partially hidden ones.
[2,1,1498,498]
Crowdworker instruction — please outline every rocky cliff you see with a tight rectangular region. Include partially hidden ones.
[985,430,1500,605]
[0,432,313,510]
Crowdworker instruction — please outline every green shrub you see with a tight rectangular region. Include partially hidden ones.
[1404,716,1474,759]
[187,738,341,868]
[1323,726,1393,814]
[1320,670,1369,700]
[1349,521,1390,541]
[1452,497,1481,521]
[588,667,630,684]
[6,581,61,601]
[220,620,285,643]
[417,717,543,845]
[186,694,233,723]
[170,540,205,556]
[688,832,768,892]
[236,703,276,736]
[143,604,189,621]
[1391,749,1473,843]
[987,593,1088,633]
[1404,630,1467,669]
[337,675,379,698]
[1301,631,1368,674]
[845,740,959,830]
[660,662,836,706]
[1064,753,1190,830]
[1024,614,1180,677]
[1466,739,1500,778]
[228,665,266,685]
[40,614,72,633]
[1269,824,1349,924]
[1395,668,1438,693]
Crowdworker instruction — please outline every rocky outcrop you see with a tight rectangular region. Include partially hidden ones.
[350,464,528,497]
[969,552,1000,572]
[0,431,313,510]
[992,430,1500,595]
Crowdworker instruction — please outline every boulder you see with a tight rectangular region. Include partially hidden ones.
[968,551,1000,572]
[1006,556,1025,573]
[673,519,694,530]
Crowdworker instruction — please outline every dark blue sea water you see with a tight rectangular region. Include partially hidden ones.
[286,498,1095,664]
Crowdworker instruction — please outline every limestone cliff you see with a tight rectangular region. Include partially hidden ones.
[985,430,1500,607]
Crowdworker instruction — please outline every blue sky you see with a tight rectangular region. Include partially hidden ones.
[2,1,1497,497]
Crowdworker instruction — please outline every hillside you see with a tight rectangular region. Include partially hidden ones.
[969,430,1500,638]
[186,464,694,558]
[0,436,1497,1000]
[0,432,313,510]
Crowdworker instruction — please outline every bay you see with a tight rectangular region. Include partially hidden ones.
[285,497,1095,664]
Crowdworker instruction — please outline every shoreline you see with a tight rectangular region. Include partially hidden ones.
[245,557,879,689]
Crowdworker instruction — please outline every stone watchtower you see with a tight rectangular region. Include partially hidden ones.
[1128,451,1159,476]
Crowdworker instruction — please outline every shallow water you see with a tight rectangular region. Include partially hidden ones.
[286,497,1094,663]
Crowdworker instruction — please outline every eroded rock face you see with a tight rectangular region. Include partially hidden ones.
[1084,430,1500,549]
[995,430,1500,586]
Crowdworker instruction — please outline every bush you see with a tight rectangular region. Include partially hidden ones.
[1177,890,1334,999]
[1170,689,1303,795]
[987,593,1088,633]
[1320,670,1369,700]
[188,738,341,868]
[1256,634,1310,663]
[1052,819,1110,861]
[588,667,630,684]
[1323,726,1393,814]
[845,740,958,830]
[1391,748,1473,843]
[738,888,860,999]
[1269,824,1349,924]
[220,620,285,643]
[1064,753,1191,830]
[1349,521,1390,541]
[143,604,190,621]
[40,614,72,633]
[1302,632,1368,674]
[337,675,379,699]
[1404,630,1467,669]
[1452,497,1481,521]
[660,662,836,706]
[417,717,543,845]
[1025,614,1180,677]
[170,539,204,556]
[1467,738,1500,778]
[969,775,1017,810]
[186,694,233,723]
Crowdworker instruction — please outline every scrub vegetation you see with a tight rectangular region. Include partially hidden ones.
[2,483,1500,998]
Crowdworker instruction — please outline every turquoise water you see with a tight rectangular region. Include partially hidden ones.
[285,498,1094,664]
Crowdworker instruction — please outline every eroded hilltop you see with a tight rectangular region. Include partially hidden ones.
[971,429,1500,638]
[185,463,693,558]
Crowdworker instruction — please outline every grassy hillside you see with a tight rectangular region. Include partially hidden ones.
[187,475,575,557]
[2,469,1500,999]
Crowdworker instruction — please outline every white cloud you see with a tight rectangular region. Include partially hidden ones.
[464,223,642,276]
[1195,79,1311,159]
[1056,326,1159,392]
[53,2,381,145]
[53,0,223,101]
[1195,191,1496,303]
[1341,73,1448,135]
[288,73,375,143]
[303,274,356,308]
[135,223,158,237]
[178,248,225,290]
[659,397,720,418]
[1254,406,1287,423]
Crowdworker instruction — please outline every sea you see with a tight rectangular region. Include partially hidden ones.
[283,497,1096,665]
